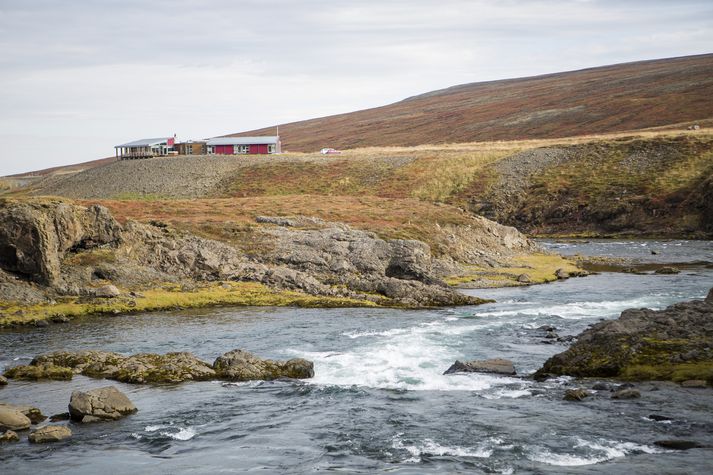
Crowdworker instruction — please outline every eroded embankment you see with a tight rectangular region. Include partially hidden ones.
[466,134,713,238]
[0,198,579,326]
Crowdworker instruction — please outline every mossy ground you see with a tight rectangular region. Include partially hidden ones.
[445,253,581,287]
[621,337,713,385]
[0,281,378,327]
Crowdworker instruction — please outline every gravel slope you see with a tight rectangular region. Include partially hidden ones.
[32,155,345,199]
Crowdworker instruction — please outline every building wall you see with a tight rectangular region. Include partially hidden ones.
[176,142,206,155]
[249,144,269,154]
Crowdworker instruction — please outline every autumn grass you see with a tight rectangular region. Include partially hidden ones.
[445,253,581,287]
[86,195,479,257]
[0,281,378,327]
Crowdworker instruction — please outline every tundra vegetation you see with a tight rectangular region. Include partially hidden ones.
[2,128,711,326]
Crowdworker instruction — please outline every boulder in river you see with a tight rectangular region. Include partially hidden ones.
[517,273,531,283]
[443,358,516,376]
[0,404,47,424]
[0,375,7,385]
[654,267,680,275]
[29,350,216,384]
[0,430,20,443]
[611,388,641,399]
[563,388,590,401]
[3,363,74,381]
[28,425,72,443]
[680,379,708,388]
[213,349,315,381]
[68,386,137,423]
[534,288,713,383]
[647,414,673,422]
[0,406,31,431]
[654,440,707,450]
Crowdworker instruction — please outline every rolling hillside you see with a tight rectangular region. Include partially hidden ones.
[231,54,713,152]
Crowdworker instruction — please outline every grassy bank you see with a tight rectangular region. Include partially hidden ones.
[0,282,378,327]
[445,253,582,287]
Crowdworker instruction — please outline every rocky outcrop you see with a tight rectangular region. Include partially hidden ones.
[13,348,314,384]
[28,425,72,443]
[444,358,516,376]
[0,199,540,320]
[254,221,485,307]
[27,350,215,384]
[0,374,7,385]
[213,349,314,381]
[4,363,74,381]
[68,386,137,422]
[0,199,122,286]
[535,288,713,384]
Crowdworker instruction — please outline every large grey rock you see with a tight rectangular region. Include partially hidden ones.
[535,289,713,381]
[0,406,31,431]
[0,201,122,286]
[93,284,120,298]
[444,358,516,376]
[0,403,47,424]
[214,349,314,381]
[28,425,72,443]
[68,386,137,422]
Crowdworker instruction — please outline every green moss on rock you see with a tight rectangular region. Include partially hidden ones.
[4,364,73,381]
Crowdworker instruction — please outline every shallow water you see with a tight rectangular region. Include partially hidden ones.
[1,240,712,473]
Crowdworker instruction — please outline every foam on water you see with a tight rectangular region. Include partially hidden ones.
[474,296,661,320]
[144,423,197,441]
[526,437,661,466]
[300,318,522,391]
[391,433,495,463]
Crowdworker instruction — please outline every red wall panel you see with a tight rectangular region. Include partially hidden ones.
[214,145,233,154]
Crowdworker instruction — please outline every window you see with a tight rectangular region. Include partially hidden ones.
[234,145,249,154]
[268,144,275,153]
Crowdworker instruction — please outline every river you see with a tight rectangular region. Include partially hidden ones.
[1,240,712,473]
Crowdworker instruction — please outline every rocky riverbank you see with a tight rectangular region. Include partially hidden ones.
[535,288,713,386]
[3,348,315,385]
[0,198,580,326]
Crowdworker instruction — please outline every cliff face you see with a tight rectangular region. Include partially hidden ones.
[0,199,541,319]
[0,200,122,286]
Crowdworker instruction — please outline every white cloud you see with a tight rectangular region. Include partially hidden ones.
[0,0,712,174]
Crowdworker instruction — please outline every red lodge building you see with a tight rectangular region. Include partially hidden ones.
[206,136,281,155]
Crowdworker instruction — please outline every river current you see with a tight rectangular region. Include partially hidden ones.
[1,240,712,474]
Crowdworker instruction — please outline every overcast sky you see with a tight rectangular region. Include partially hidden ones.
[1,0,711,175]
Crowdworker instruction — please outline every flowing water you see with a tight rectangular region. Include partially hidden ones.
[1,240,712,474]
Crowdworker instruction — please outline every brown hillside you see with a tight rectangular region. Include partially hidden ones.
[231,54,713,152]
[8,156,116,178]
